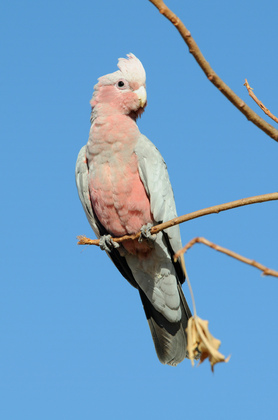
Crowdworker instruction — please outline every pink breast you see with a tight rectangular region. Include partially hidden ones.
[89,153,153,256]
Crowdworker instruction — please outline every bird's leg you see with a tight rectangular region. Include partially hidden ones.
[99,234,120,252]
[138,223,156,246]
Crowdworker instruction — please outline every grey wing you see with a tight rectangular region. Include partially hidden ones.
[75,145,100,238]
[75,145,138,289]
[134,135,191,365]
[135,134,185,282]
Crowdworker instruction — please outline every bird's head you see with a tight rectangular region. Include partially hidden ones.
[91,53,147,120]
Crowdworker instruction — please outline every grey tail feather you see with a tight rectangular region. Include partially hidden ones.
[139,283,192,366]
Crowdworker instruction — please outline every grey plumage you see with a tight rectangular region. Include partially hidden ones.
[76,137,192,366]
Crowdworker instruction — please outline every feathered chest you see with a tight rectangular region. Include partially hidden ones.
[86,116,153,239]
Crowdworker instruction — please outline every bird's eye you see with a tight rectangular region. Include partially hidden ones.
[116,79,128,90]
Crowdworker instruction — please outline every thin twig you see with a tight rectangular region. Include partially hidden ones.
[244,79,278,124]
[148,0,278,143]
[77,192,278,246]
[180,254,197,316]
[175,237,278,278]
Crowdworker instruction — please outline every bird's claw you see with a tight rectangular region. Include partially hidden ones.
[99,234,120,252]
[139,223,156,244]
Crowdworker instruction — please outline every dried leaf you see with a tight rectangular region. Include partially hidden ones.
[186,316,230,371]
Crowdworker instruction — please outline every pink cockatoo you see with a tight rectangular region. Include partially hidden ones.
[76,53,192,366]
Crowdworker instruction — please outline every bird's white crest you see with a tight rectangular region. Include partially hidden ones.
[96,53,146,88]
[117,53,146,85]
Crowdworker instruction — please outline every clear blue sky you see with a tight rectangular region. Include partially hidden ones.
[1,1,278,419]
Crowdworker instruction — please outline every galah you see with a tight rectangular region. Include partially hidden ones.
[75,53,192,366]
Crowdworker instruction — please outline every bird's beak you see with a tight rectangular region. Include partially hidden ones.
[134,86,147,108]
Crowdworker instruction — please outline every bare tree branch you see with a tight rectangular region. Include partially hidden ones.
[244,79,278,124]
[77,192,278,246]
[148,0,278,143]
[175,237,278,278]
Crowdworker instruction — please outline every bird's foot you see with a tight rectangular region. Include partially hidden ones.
[138,223,156,246]
[99,234,120,252]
